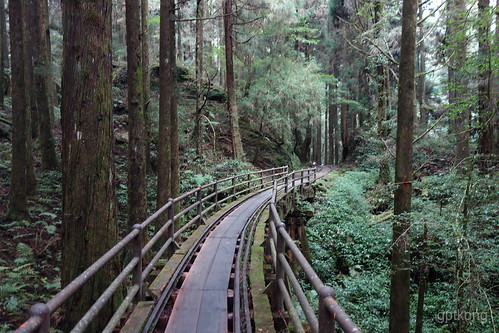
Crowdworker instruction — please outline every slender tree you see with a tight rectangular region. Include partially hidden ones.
[0,0,5,107]
[142,0,151,173]
[60,0,119,329]
[33,0,59,170]
[224,0,244,159]
[157,0,180,227]
[126,0,146,229]
[477,0,495,168]
[447,0,470,170]
[5,0,30,222]
[193,0,205,156]
[389,0,417,331]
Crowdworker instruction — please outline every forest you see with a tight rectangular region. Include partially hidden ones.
[0,0,497,332]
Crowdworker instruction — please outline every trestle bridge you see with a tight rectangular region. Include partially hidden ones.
[17,166,360,333]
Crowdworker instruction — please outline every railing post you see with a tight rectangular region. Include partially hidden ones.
[132,224,144,303]
[247,174,251,191]
[28,303,50,333]
[308,169,311,183]
[260,171,264,189]
[300,170,304,194]
[214,182,219,210]
[292,172,295,189]
[167,198,175,255]
[314,167,317,182]
[284,173,288,196]
[275,220,286,312]
[231,177,236,200]
[196,187,203,225]
[318,286,335,333]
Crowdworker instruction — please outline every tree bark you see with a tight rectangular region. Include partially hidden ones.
[126,0,147,230]
[34,0,59,171]
[142,0,151,173]
[0,0,5,107]
[158,0,180,228]
[389,0,417,331]
[60,0,119,329]
[25,0,39,140]
[315,116,322,164]
[193,0,204,157]
[477,0,495,170]
[224,0,244,159]
[341,101,348,161]
[5,0,30,222]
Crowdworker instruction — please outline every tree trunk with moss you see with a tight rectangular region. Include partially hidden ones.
[126,0,146,229]
[34,0,59,171]
[389,0,417,331]
[224,0,244,159]
[5,0,30,222]
[60,0,119,330]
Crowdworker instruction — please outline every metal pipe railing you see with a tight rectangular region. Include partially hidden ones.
[16,166,288,333]
[267,168,361,333]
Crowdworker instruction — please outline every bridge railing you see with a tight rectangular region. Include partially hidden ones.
[269,172,361,333]
[16,166,289,333]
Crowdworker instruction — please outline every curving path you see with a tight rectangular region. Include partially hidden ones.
[164,167,331,333]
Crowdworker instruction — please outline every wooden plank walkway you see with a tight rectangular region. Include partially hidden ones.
[164,189,271,333]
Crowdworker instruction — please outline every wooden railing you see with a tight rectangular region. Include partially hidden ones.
[16,166,288,333]
[268,171,361,333]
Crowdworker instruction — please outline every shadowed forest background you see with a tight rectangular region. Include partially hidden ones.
[0,0,497,331]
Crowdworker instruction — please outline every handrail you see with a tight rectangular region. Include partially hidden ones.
[268,171,361,333]
[16,166,288,333]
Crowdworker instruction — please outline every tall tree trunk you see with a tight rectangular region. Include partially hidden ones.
[447,0,470,170]
[301,121,312,163]
[25,0,39,140]
[328,83,336,165]
[415,222,429,333]
[34,0,59,171]
[158,0,180,229]
[389,0,417,331]
[5,0,30,222]
[61,0,119,330]
[126,0,146,230]
[23,0,37,196]
[224,0,244,159]
[341,101,348,161]
[0,0,5,107]
[315,116,322,164]
[417,4,428,127]
[142,0,151,173]
[477,0,494,170]
[324,87,329,164]
[194,0,204,156]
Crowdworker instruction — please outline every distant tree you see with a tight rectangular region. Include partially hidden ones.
[33,0,59,171]
[389,0,417,331]
[447,0,470,170]
[142,0,152,173]
[126,0,146,229]
[193,0,205,157]
[60,0,119,329]
[224,0,244,159]
[5,0,30,222]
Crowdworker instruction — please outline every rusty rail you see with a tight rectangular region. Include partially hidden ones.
[16,166,288,333]
[268,171,361,333]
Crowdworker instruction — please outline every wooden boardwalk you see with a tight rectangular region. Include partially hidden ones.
[164,189,272,333]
